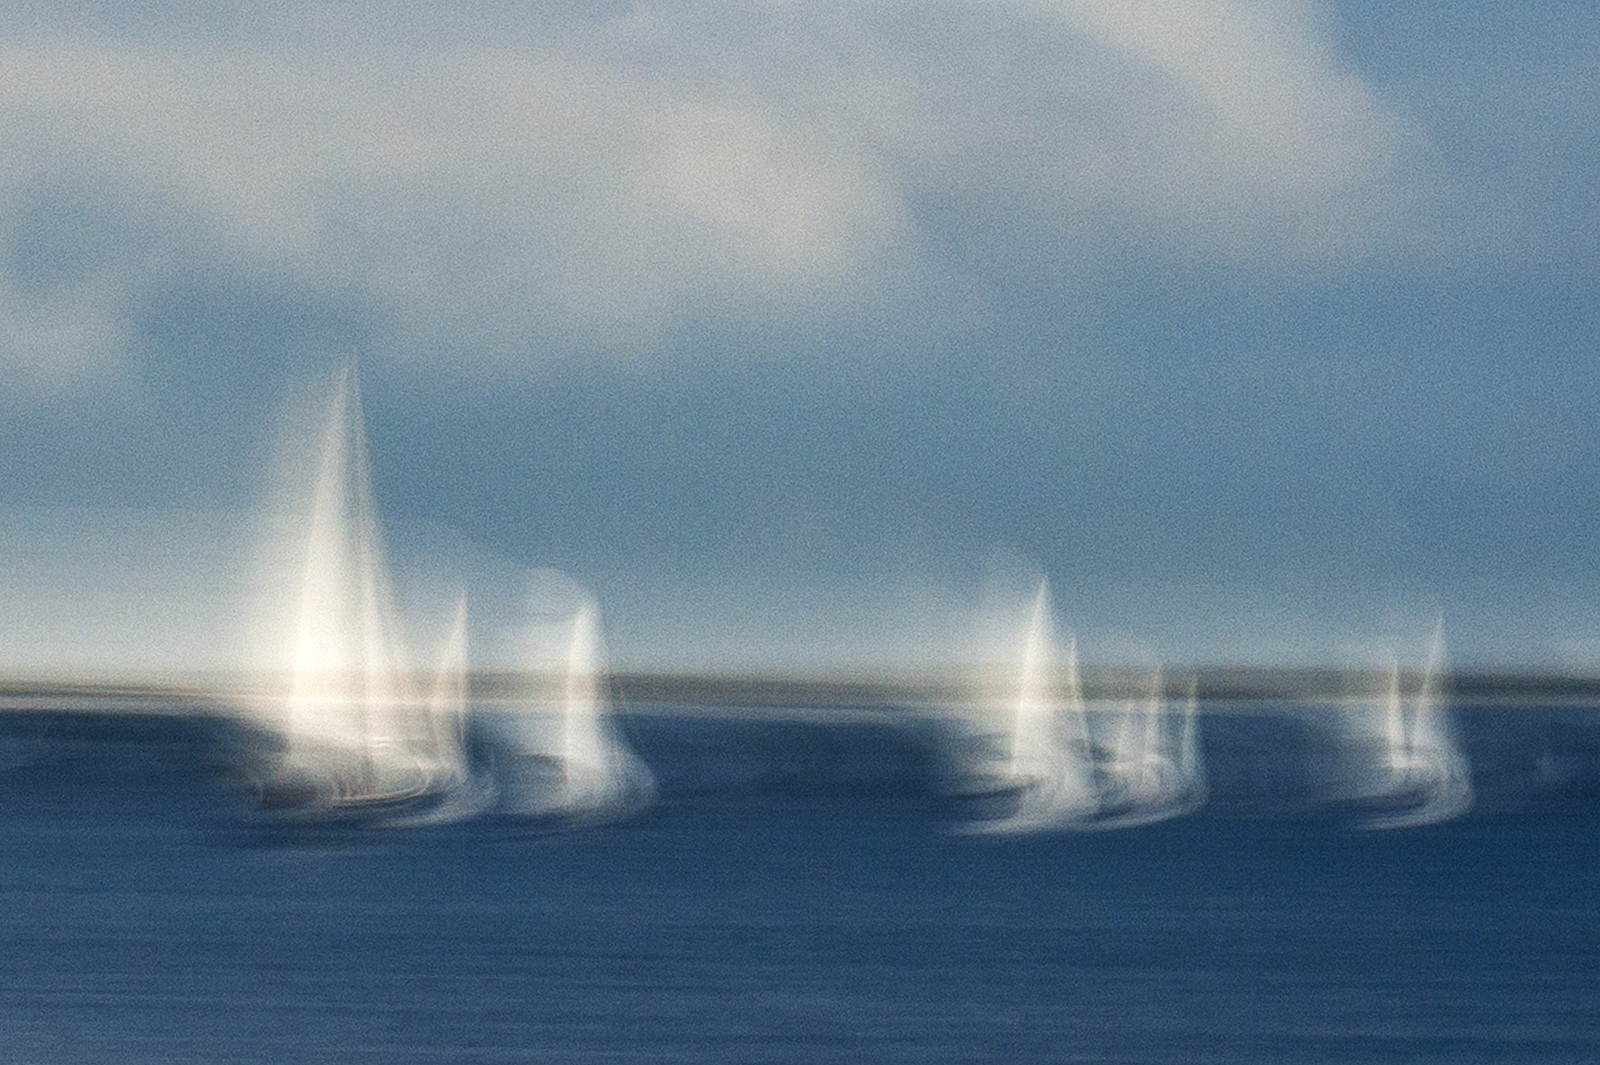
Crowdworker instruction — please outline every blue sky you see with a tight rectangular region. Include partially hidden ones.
[1,2,1596,675]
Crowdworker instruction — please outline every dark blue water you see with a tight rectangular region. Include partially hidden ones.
[2,709,1598,1064]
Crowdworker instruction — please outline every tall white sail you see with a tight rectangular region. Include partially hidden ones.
[379,593,501,827]
[419,595,470,793]
[556,600,655,813]
[1177,680,1205,806]
[267,368,432,810]
[968,580,1098,832]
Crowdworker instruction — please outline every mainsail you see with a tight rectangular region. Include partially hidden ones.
[1002,581,1099,828]
[486,585,656,822]
[418,595,470,794]
[264,368,438,811]
[1361,625,1473,829]
[555,600,656,814]
[963,580,1097,833]
[1093,671,1206,829]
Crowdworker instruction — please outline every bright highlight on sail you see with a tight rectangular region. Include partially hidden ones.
[256,368,458,815]
[973,581,1098,831]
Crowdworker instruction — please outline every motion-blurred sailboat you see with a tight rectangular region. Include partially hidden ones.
[1093,671,1206,828]
[486,589,655,823]
[257,369,463,818]
[962,581,1098,832]
[1359,625,1473,829]
[959,581,1207,832]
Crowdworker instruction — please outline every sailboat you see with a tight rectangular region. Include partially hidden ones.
[1092,671,1206,829]
[257,368,458,818]
[378,595,500,827]
[956,578,1209,833]
[962,580,1098,832]
[485,588,656,824]
[1358,626,1473,829]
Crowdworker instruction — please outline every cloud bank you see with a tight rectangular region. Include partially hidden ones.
[1,0,1427,392]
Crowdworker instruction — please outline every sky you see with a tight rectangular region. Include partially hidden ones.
[1,1,1597,677]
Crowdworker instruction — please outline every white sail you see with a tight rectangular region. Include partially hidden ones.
[488,585,655,823]
[267,368,432,810]
[1100,670,1165,810]
[1177,680,1205,803]
[1361,625,1473,829]
[556,601,655,814]
[968,580,1098,832]
[1093,669,1207,829]
[419,595,470,792]
[379,594,500,827]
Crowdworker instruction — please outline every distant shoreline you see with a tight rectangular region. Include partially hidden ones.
[6,668,1600,715]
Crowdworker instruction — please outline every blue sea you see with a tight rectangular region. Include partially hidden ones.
[2,704,1598,1064]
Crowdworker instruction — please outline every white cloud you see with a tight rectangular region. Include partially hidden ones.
[857,0,1427,261]
[0,1,1427,384]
